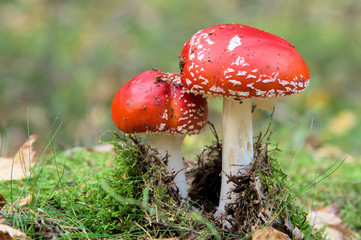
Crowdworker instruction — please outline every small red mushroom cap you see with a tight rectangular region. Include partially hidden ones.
[180,24,310,98]
[111,70,208,135]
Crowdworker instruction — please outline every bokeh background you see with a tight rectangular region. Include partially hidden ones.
[1,0,360,152]
[1,0,361,235]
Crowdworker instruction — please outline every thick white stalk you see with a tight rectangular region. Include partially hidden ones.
[216,98,253,217]
[147,134,188,199]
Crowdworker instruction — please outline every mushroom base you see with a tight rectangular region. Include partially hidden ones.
[147,134,188,199]
[189,126,301,235]
[215,98,254,218]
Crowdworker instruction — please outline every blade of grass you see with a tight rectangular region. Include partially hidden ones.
[296,157,345,196]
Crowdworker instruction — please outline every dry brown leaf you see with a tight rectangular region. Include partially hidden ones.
[15,194,32,208]
[252,226,291,240]
[2,194,33,218]
[309,205,356,240]
[0,223,26,240]
[0,134,39,180]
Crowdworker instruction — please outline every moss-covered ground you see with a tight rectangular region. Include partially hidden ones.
[0,129,331,239]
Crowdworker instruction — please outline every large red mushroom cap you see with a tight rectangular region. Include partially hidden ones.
[111,69,208,135]
[180,24,310,98]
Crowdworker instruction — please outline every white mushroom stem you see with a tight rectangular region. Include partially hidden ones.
[147,134,188,199]
[216,98,254,217]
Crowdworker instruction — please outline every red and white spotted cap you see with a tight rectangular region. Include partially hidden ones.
[111,69,208,135]
[180,24,310,98]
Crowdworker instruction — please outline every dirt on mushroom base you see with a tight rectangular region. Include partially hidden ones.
[188,124,325,239]
[188,123,222,214]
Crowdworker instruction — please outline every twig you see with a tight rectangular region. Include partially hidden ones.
[134,221,153,239]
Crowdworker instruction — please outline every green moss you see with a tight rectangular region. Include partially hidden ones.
[45,132,147,235]
[0,133,147,238]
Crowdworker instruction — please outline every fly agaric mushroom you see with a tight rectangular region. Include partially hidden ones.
[180,24,309,216]
[111,69,208,199]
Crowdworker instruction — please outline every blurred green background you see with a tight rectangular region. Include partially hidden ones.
[0,0,360,159]
[1,0,361,234]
